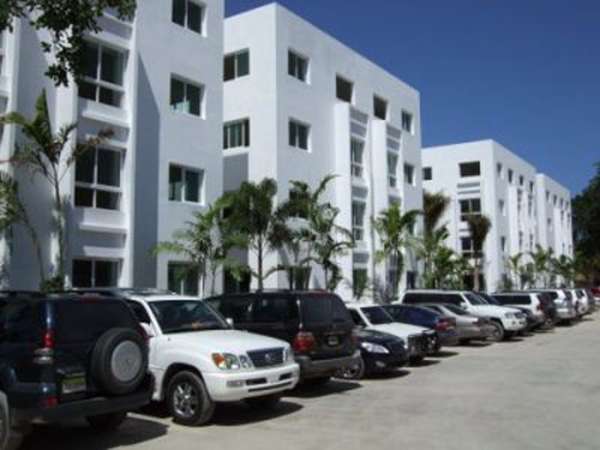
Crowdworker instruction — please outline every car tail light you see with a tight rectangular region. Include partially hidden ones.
[435,319,453,332]
[39,395,58,408]
[34,329,55,365]
[292,331,316,353]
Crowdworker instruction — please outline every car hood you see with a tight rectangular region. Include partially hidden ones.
[470,305,521,315]
[366,323,428,339]
[163,329,289,353]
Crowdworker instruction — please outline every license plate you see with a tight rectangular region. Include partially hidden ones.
[62,374,86,394]
[327,335,339,346]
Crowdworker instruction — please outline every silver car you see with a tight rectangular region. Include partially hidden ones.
[421,303,495,343]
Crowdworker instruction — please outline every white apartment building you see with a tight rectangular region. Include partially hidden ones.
[223,4,423,300]
[422,140,573,292]
[0,1,224,293]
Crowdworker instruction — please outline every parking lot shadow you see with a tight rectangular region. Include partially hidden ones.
[410,359,440,368]
[458,340,493,348]
[20,416,168,450]
[289,379,362,398]
[210,400,303,426]
[433,350,459,358]
[367,369,411,381]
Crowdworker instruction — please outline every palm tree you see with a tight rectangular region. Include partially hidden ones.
[465,214,492,292]
[0,172,44,283]
[530,244,553,288]
[417,226,449,289]
[373,202,420,298]
[423,191,450,236]
[551,255,575,287]
[221,178,290,290]
[1,90,112,289]
[506,253,524,289]
[418,191,450,288]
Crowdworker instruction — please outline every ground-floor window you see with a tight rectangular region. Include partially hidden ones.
[224,269,251,294]
[72,259,120,287]
[168,263,199,296]
[353,268,368,299]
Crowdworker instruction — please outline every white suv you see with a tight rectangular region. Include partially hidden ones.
[346,304,434,364]
[398,290,527,341]
[124,294,300,426]
[489,292,546,328]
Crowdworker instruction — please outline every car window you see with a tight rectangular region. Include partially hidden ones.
[149,300,228,334]
[349,309,366,327]
[443,304,469,315]
[465,293,485,305]
[402,293,426,304]
[127,300,152,324]
[55,300,138,344]
[300,294,351,325]
[443,294,463,305]
[209,296,253,323]
[252,296,298,323]
[0,301,42,343]
[361,307,393,325]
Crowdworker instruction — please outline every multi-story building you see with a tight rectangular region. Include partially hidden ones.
[0,1,225,293]
[223,4,423,300]
[422,140,573,292]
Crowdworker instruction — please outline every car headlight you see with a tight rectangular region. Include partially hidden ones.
[504,313,515,319]
[361,342,389,354]
[239,354,254,369]
[283,346,294,363]
[212,353,242,370]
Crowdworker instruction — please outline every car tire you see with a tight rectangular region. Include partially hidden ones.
[336,357,366,380]
[0,393,26,450]
[91,328,147,396]
[488,321,505,342]
[245,394,282,409]
[459,338,471,345]
[166,371,215,426]
[86,412,127,431]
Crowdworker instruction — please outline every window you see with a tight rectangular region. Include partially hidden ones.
[353,269,368,298]
[168,263,199,296]
[501,236,507,252]
[288,50,308,82]
[518,231,524,250]
[546,190,550,201]
[78,41,124,107]
[497,163,503,178]
[519,175,524,186]
[404,163,415,186]
[352,201,366,241]
[169,165,203,203]
[459,161,481,177]
[170,77,203,116]
[459,198,481,221]
[460,237,481,259]
[508,169,514,184]
[127,301,152,324]
[529,181,534,193]
[336,76,353,103]
[499,199,505,216]
[289,120,310,150]
[401,110,413,133]
[387,153,398,188]
[423,167,432,181]
[223,269,251,294]
[75,147,122,210]
[172,0,203,34]
[223,118,250,149]
[72,259,119,287]
[350,139,364,178]
[373,96,388,120]
[224,50,249,81]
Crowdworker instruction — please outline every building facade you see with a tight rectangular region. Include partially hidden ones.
[223,4,423,300]
[422,140,573,292]
[0,1,225,293]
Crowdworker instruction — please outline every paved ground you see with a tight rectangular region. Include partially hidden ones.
[22,314,600,450]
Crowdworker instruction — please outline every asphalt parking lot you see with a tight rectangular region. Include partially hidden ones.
[22,314,600,450]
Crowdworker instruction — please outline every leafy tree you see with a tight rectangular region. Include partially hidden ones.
[529,244,554,288]
[551,254,575,287]
[0,172,44,282]
[465,214,491,292]
[221,178,290,290]
[506,253,524,289]
[419,191,450,288]
[1,0,136,86]
[373,202,420,298]
[416,226,449,289]
[423,191,450,236]
[1,90,112,289]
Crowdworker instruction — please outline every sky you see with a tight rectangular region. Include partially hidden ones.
[225,0,600,195]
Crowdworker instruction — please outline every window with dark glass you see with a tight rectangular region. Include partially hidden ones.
[288,50,308,82]
[172,0,203,34]
[459,198,482,221]
[224,50,249,81]
[78,41,124,107]
[459,161,481,177]
[401,110,413,133]
[75,148,121,210]
[223,118,250,149]
[373,96,388,120]
[289,120,309,150]
[169,165,203,203]
[336,76,353,103]
[170,77,203,116]
[423,166,432,181]
[72,259,119,287]
[168,263,199,296]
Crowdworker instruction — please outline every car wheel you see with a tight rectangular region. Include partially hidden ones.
[167,371,215,426]
[245,394,282,409]
[336,357,366,380]
[488,321,505,341]
[86,412,127,431]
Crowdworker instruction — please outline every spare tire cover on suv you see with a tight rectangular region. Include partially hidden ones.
[90,328,147,396]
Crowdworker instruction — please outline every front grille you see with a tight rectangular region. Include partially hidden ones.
[387,341,405,354]
[407,335,425,354]
[247,347,285,368]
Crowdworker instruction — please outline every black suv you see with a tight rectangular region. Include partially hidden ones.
[0,292,153,448]
[206,291,360,382]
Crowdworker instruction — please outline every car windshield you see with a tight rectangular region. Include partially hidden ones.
[361,307,394,325]
[442,304,469,316]
[149,300,228,334]
[465,293,486,305]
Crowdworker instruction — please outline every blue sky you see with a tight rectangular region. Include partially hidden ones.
[225,0,600,195]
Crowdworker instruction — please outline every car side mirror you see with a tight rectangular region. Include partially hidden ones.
[226,317,235,328]
[140,322,156,338]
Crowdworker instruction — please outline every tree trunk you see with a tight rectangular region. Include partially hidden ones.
[257,237,264,291]
[51,168,65,286]
[473,259,481,292]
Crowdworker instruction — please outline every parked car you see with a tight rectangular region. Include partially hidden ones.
[583,289,597,312]
[420,303,495,344]
[206,291,359,384]
[573,289,592,316]
[526,291,559,326]
[87,291,301,426]
[382,304,459,350]
[565,289,587,318]
[533,289,577,324]
[591,287,600,301]
[345,304,433,364]
[487,292,546,331]
[336,330,408,380]
[398,290,527,341]
[0,292,154,448]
